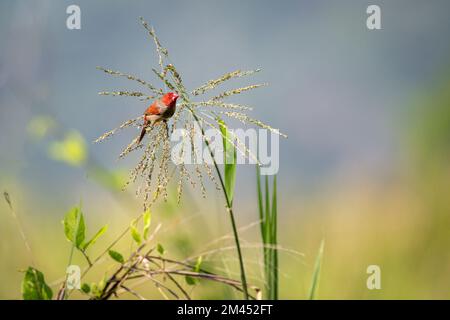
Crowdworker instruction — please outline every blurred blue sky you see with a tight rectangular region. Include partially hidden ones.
[1,1,450,213]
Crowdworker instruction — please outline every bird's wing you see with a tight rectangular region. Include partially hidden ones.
[145,99,167,115]
[145,101,161,115]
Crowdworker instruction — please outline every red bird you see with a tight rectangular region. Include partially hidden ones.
[138,92,179,144]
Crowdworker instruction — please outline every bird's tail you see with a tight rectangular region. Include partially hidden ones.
[138,120,148,144]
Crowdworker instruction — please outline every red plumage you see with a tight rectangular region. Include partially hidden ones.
[138,92,179,144]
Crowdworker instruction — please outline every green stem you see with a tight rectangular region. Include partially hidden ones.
[167,70,249,299]
[190,111,249,300]
[81,251,93,267]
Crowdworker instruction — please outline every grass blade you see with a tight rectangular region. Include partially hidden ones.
[308,239,325,300]
[264,175,270,242]
[256,166,264,239]
[218,118,237,204]
[256,170,279,300]
[271,175,278,300]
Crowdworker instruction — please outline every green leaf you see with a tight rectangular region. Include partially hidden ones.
[308,239,325,300]
[108,250,125,264]
[270,175,278,300]
[94,276,107,298]
[63,206,86,249]
[22,267,53,300]
[185,276,196,286]
[185,256,203,286]
[256,165,265,240]
[264,175,271,243]
[90,283,99,296]
[143,209,152,240]
[130,219,142,245]
[81,283,91,294]
[256,169,279,300]
[218,118,237,204]
[83,225,108,251]
[271,175,277,242]
[157,243,165,255]
[194,256,203,273]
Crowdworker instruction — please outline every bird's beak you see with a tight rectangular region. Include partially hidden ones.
[174,93,179,100]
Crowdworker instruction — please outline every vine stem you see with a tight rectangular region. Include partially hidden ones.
[189,110,249,300]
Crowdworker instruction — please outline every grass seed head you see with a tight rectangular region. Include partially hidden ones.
[95,17,286,208]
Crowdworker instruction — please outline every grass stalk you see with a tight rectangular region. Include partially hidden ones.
[256,168,278,299]
[308,239,325,300]
[190,111,249,300]
[3,192,35,266]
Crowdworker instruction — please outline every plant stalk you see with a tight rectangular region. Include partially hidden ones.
[166,68,249,299]
[190,111,249,300]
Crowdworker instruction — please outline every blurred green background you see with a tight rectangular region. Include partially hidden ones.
[1,0,449,299]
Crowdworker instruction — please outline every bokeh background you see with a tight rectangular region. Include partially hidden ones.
[1,0,449,299]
